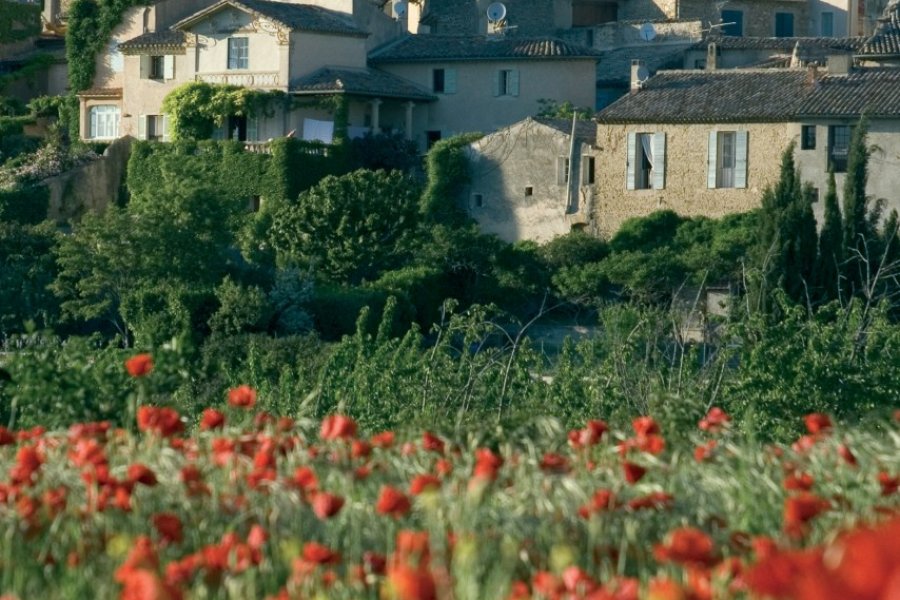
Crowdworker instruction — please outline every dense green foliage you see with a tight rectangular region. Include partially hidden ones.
[0,0,40,44]
[421,133,482,225]
[161,83,289,141]
[0,183,49,225]
[0,222,59,334]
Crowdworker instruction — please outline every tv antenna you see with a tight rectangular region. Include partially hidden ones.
[640,22,657,41]
[392,0,407,19]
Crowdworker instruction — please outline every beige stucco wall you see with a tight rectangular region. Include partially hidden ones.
[290,31,367,78]
[188,9,284,78]
[378,59,597,146]
[464,119,594,243]
[118,53,192,138]
[792,119,900,224]
[594,121,792,236]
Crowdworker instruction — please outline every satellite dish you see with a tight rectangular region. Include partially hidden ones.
[392,0,407,18]
[637,65,650,82]
[486,2,507,22]
[640,22,657,41]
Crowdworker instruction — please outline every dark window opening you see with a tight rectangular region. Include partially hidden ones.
[525,186,534,196]
[635,133,653,189]
[582,156,596,185]
[828,125,851,172]
[573,1,617,26]
[775,12,794,37]
[149,56,165,80]
[228,115,248,141]
[472,193,483,208]
[426,130,442,149]
[432,69,445,93]
[801,125,816,150]
[721,10,743,36]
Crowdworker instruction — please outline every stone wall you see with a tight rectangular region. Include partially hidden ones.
[594,121,791,236]
[45,136,132,221]
[679,0,810,35]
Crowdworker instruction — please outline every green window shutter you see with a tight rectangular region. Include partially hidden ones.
[164,55,175,80]
[734,130,749,188]
[652,132,666,190]
[707,131,718,188]
[138,115,147,140]
[509,69,519,96]
[445,68,457,94]
[626,132,636,190]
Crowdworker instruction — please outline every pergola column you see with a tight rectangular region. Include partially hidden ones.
[370,98,382,134]
[404,101,415,141]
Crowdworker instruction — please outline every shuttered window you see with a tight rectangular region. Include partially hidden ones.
[89,105,120,139]
[626,132,666,190]
[707,130,748,188]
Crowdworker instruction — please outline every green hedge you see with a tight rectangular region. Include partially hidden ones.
[0,0,40,44]
[262,137,342,206]
[0,184,49,224]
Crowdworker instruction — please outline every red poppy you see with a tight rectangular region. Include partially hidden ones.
[227,385,257,409]
[878,472,898,496]
[394,530,431,565]
[199,409,225,430]
[622,461,647,484]
[804,413,832,435]
[646,577,687,600]
[0,426,14,446]
[371,431,395,448]
[376,485,411,517]
[320,415,358,441]
[653,527,717,568]
[152,513,183,545]
[699,407,730,432]
[311,492,345,519]
[784,492,829,537]
[539,452,570,474]
[579,489,616,519]
[633,416,661,437]
[627,491,674,511]
[127,463,158,487]
[125,354,153,378]
[386,563,437,600]
[136,407,183,438]
[410,474,442,496]
[351,440,372,459]
[784,472,814,491]
[115,536,160,582]
[291,466,319,494]
[473,448,503,481]
[119,568,181,600]
[10,444,44,486]
[435,458,453,477]
[837,444,858,467]
[421,432,445,454]
[694,440,717,462]
[302,542,340,565]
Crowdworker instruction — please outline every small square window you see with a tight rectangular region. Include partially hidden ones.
[525,186,534,196]
[149,56,165,80]
[582,155,596,185]
[433,68,445,93]
[811,188,820,203]
[472,193,483,208]
[228,37,249,70]
[801,125,816,150]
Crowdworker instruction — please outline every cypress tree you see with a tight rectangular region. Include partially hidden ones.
[815,170,843,303]
[841,118,870,296]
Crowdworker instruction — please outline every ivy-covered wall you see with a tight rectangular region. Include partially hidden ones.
[0,184,50,225]
[0,0,41,44]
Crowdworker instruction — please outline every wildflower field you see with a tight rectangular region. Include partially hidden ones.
[0,357,897,600]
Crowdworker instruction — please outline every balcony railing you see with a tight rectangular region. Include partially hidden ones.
[242,141,332,157]
[197,71,280,88]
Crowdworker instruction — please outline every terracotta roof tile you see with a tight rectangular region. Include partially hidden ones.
[369,35,599,63]
[859,5,900,56]
[119,30,187,54]
[291,67,436,100]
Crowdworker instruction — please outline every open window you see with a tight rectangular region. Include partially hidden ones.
[707,130,748,188]
[626,132,666,190]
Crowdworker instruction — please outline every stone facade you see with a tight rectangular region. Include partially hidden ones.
[593,121,792,236]
[464,118,595,242]
[679,0,810,36]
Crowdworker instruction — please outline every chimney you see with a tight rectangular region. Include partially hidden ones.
[827,53,852,75]
[630,59,646,93]
[806,62,819,87]
[706,42,718,70]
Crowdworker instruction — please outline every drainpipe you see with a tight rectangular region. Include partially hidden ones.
[566,112,577,213]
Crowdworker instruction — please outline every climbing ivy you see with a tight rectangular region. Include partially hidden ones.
[0,0,40,44]
[66,0,153,92]
[0,53,57,92]
[161,83,288,141]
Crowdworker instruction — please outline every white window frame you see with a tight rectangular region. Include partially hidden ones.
[557,156,570,185]
[581,155,596,185]
[89,105,120,140]
[626,132,666,190]
[227,37,249,70]
[707,130,748,189]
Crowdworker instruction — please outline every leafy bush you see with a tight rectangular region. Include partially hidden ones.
[0,221,59,335]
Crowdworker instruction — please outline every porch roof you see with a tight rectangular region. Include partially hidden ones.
[290,67,436,101]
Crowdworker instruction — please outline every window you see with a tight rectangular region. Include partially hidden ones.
[572,0,617,26]
[828,125,851,172]
[801,125,816,150]
[495,69,519,97]
[721,10,743,36]
[426,130,442,149]
[227,37,248,70]
[141,55,174,80]
[432,68,456,94]
[472,193,483,208]
[581,155,596,185]
[525,186,534,196]
[775,12,794,37]
[557,157,570,185]
[821,11,834,36]
[626,132,666,190]
[707,130,748,189]
[89,105,120,139]
[138,114,168,141]
[149,55,165,80]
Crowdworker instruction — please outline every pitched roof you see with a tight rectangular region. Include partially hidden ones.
[596,44,692,85]
[291,67,436,100]
[533,117,597,144]
[369,35,599,63]
[174,0,366,37]
[119,30,187,54]
[692,35,865,52]
[596,68,900,123]
[858,4,900,56]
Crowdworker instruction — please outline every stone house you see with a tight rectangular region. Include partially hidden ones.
[682,36,863,70]
[857,0,900,64]
[463,116,597,242]
[593,59,900,236]
[369,35,598,145]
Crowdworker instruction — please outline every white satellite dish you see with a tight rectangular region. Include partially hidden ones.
[486,2,507,22]
[640,22,657,41]
[392,0,407,18]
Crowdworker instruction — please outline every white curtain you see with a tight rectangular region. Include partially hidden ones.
[640,134,654,172]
